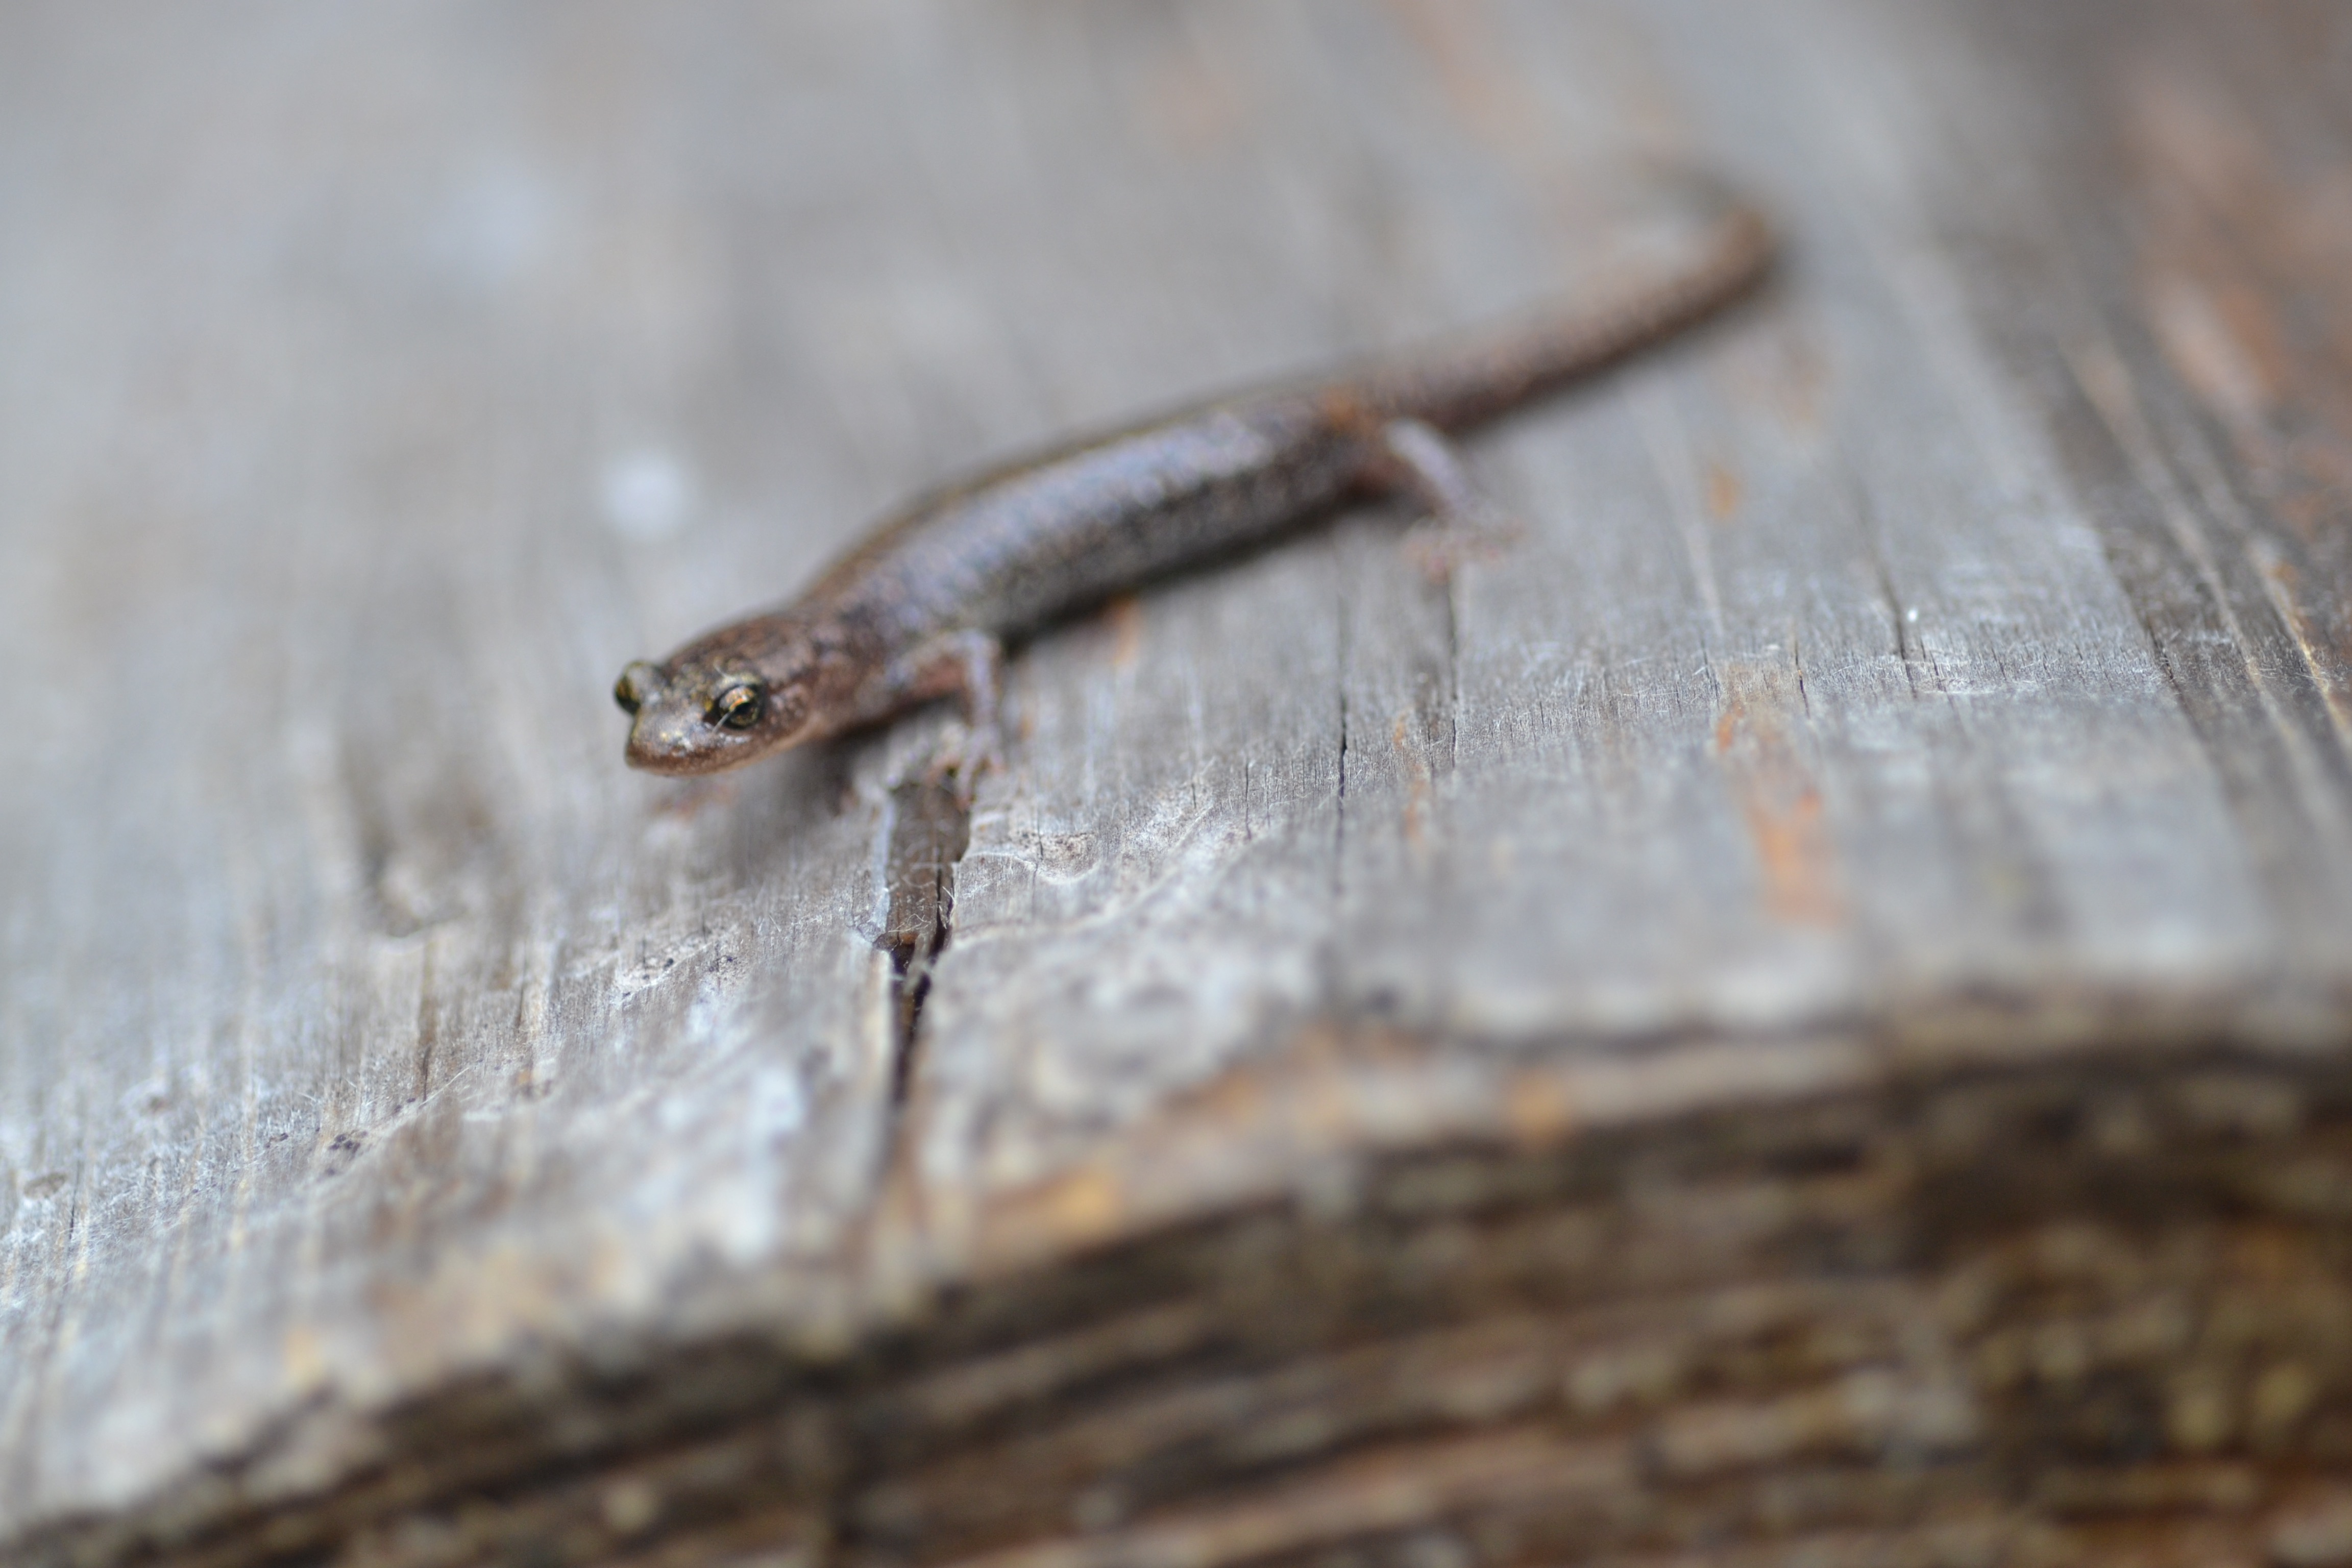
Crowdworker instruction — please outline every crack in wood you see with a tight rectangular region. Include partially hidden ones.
[879,777,973,1107]
[1848,470,1922,701]
[1334,574,1353,910]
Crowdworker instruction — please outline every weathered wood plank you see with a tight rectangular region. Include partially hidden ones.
[4,2,2352,1564]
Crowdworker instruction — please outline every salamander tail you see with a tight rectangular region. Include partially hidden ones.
[1356,168,1777,433]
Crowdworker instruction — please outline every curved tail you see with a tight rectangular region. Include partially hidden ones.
[1355,172,1777,433]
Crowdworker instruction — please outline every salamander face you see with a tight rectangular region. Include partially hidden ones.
[614,648,816,775]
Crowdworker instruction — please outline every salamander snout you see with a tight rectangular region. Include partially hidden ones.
[615,656,807,775]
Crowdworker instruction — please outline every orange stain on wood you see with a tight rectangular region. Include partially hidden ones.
[1704,460,1743,523]
[1713,683,1844,928]
[1739,786,1840,928]
[1392,713,1433,850]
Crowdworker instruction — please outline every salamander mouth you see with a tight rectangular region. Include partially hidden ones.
[624,714,762,775]
[625,739,725,775]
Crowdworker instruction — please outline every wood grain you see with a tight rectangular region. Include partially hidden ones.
[4,2,2352,1564]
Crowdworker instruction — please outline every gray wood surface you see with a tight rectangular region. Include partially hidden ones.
[6,2,2352,1564]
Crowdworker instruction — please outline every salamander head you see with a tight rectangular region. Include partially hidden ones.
[614,630,821,776]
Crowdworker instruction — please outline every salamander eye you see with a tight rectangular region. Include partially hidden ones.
[614,661,661,715]
[710,679,766,729]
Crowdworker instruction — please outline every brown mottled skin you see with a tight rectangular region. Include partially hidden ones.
[616,176,1775,777]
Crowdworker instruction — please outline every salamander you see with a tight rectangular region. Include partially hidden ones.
[614,174,1774,780]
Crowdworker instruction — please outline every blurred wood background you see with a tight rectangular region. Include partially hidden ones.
[6,2,2352,1564]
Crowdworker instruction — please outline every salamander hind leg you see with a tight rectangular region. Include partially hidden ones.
[890,629,1006,802]
[1373,418,1521,585]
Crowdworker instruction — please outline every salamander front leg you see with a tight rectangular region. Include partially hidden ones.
[893,629,1006,800]
[1374,417,1520,585]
